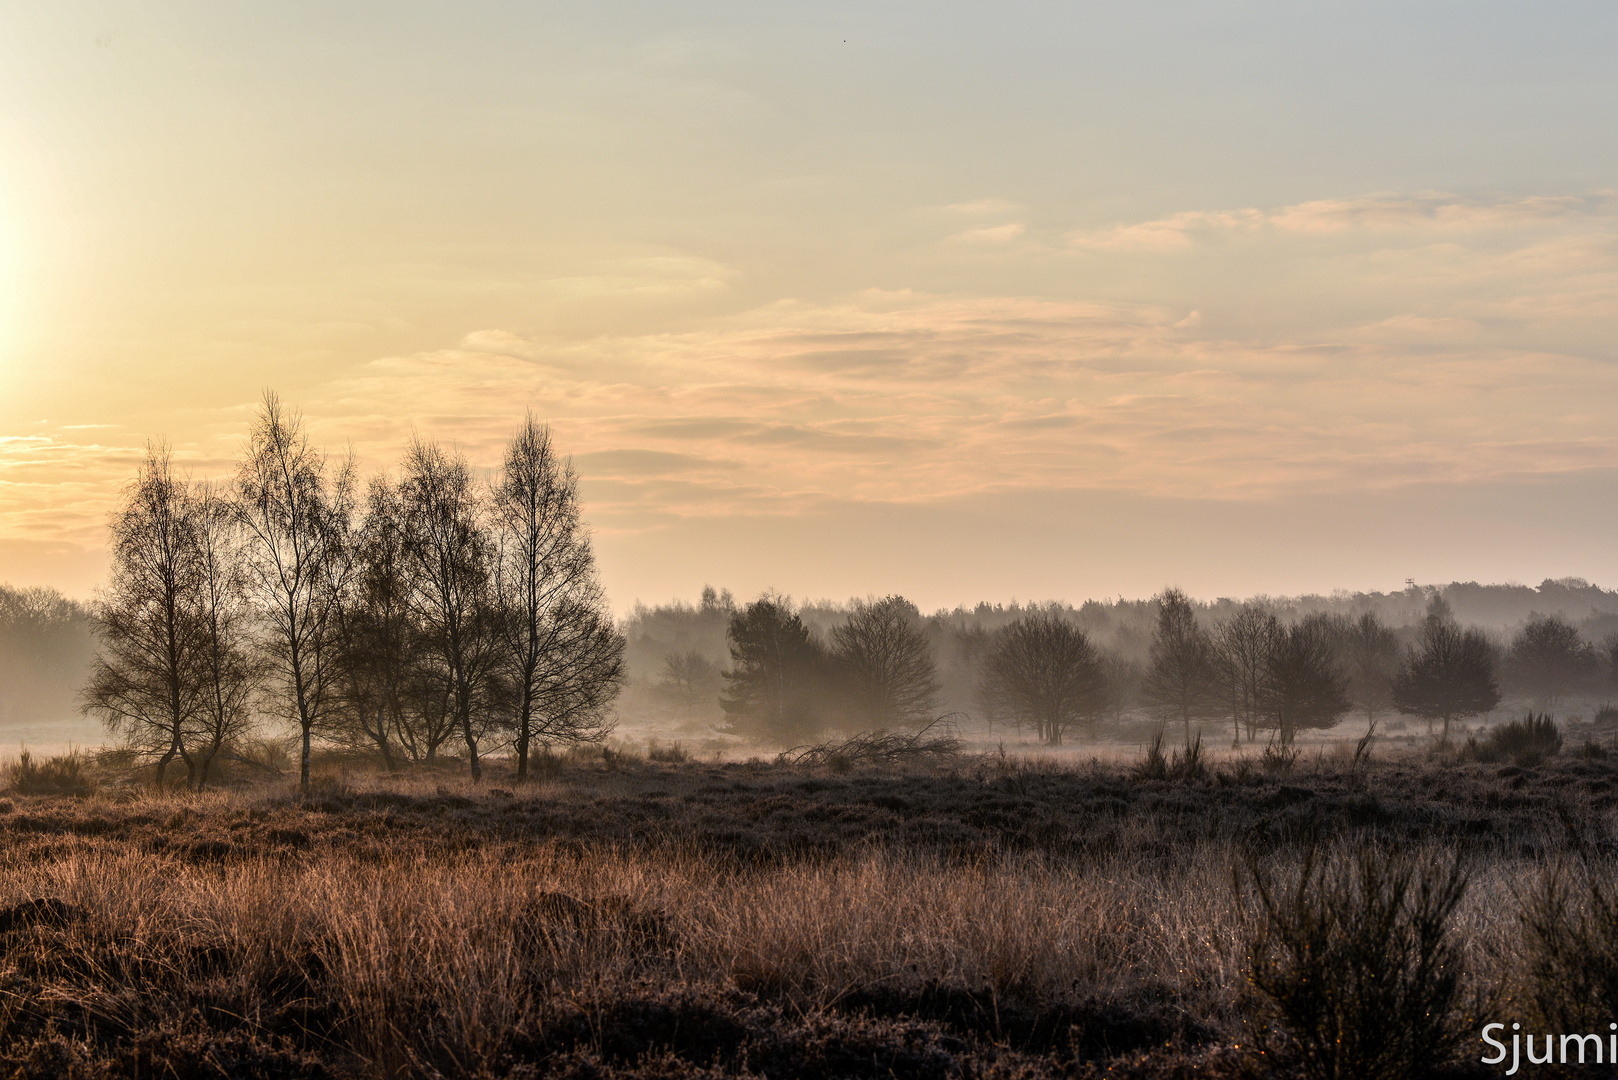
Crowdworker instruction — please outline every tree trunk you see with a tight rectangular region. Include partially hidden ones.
[461,692,482,781]
[371,703,396,771]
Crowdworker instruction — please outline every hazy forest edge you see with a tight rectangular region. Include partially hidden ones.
[2,393,1618,783]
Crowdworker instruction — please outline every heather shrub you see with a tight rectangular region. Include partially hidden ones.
[646,739,691,763]
[1261,739,1299,774]
[1463,713,1562,767]
[1242,843,1468,1080]
[1129,730,1169,781]
[1519,858,1618,1033]
[7,749,93,797]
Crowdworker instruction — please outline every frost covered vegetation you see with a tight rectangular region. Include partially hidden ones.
[11,399,1618,1076]
[4,741,1618,1077]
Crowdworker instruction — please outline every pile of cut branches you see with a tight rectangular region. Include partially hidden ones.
[780,716,964,769]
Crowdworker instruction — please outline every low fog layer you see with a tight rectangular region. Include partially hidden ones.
[8,574,1618,757]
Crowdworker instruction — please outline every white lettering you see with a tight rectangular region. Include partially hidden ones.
[1481,1024,1507,1065]
[1562,1033,1603,1064]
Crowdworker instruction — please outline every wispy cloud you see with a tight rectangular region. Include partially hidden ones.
[1069,193,1617,251]
[950,222,1026,244]
[9,190,1618,568]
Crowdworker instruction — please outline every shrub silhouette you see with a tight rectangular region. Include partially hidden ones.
[1130,730,1169,780]
[1241,843,1468,1080]
[1462,713,1562,767]
[1520,859,1618,1034]
[1261,738,1299,774]
[8,749,92,796]
[1129,729,1206,782]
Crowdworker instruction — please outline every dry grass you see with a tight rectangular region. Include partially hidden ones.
[0,747,1613,1077]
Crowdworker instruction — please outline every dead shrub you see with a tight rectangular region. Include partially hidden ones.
[780,719,963,770]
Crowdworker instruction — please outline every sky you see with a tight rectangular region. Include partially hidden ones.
[1,1,1617,613]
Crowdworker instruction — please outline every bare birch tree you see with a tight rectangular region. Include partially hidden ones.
[491,416,622,779]
[82,444,209,787]
[188,482,262,789]
[401,438,504,781]
[1215,604,1280,744]
[235,392,356,792]
[334,477,416,769]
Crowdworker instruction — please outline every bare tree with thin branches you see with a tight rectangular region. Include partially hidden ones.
[1392,610,1501,740]
[659,650,721,717]
[188,482,263,789]
[1259,619,1351,746]
[1506,614,1599,711]
[82,444,210,787]
[1143,587,1222,746]
[235,392,356,793]
[1343,610,1399,729]
[334,477,417,769]
[400,438,505,781]
[1215,604,1281,744]
[491,416,623,779]
[831,595,940,730]
[980,613,1108,745]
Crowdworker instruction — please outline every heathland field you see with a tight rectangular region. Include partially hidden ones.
[2,734,1618,1079]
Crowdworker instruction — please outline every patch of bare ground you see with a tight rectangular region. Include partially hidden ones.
[0,748,1613,1077]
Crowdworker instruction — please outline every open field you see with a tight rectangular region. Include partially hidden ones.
[1,743,1616,1078]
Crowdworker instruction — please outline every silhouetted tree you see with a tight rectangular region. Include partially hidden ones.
[400,439,504,781]
[1259,620,1351,746]
[83,445,210,787]
[335,477,416,769]
[236,392,356,793]
[831,595,940,729]
[188,482,262,789]
[1506,614,1598,710]
[1392,613,1501,740]
[659,650,721,715]
[1215,604,1281,744]
[1143,588,1222,745]
[719,595,829,744]
[980,613,1108,744]
[1343,610,1399,727]
[492,416,623,778]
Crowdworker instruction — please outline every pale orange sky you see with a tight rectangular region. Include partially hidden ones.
[3,3,1617,611]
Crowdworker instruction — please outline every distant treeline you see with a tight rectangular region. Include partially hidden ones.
[7,437,1618,775]
[624,579,1618,746]
[0,585,96,732]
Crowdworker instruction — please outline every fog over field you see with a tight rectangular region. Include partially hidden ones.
[7,3,1618,1076]
[8,569,1618,762]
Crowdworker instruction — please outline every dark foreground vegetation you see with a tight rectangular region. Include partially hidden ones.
[5,738,1618,1079]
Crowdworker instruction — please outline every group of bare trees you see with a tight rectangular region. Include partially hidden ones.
[719,594,942,743]
[930,589,1519,749]
[83,394,623,790]
[677,581,1618,750]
